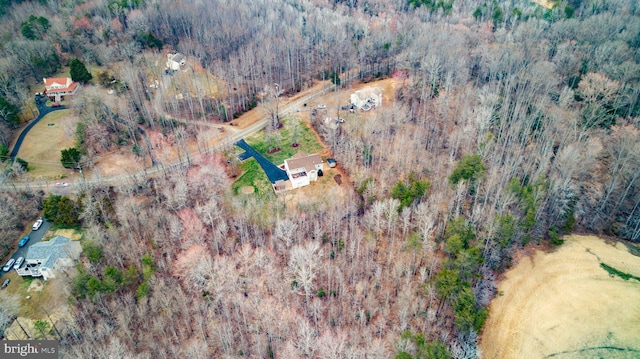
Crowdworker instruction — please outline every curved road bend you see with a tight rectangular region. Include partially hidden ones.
[10,98,67,160]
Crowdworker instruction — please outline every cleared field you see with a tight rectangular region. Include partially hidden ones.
[480,235,640,359]
[16,110,78,179]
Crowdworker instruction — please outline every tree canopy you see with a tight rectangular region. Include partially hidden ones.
[69,58,93,84]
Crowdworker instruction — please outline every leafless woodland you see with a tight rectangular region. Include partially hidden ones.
[1,0,640,357]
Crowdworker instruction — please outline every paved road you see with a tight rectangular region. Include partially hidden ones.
[236,139,289,183]
[0,219,51,279]
[0,74,354,191]
[10,96,67,160]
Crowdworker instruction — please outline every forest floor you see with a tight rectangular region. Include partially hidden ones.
[480,234,640,359]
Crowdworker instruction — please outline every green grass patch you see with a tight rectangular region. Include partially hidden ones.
[233,117,324,197]
[232,158,273,197]
[600,263,640,282]
[21,275,36,289]
[245,117,323,165]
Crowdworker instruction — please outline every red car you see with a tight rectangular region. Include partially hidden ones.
[52,102,61,107]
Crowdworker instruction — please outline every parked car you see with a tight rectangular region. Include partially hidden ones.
[327,158,337,168]
[52,102,61,107]
[19,235,30,247]
[1,278,9,289]
[13,257,24,270]
[317,104,327,109]
[3,258,15,272]
[32,219,43,230]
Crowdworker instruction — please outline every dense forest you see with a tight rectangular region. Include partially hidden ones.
[1,0,639,357]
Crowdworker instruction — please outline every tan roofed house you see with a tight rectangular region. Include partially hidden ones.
[284,151,324,189]
[43,77,79,102]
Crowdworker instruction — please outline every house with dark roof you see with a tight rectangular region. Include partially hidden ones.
[16,236,82,280]
[43,77,79,102]
[284,151,324,189]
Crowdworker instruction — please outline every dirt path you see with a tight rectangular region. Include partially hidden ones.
[480,235,640,358]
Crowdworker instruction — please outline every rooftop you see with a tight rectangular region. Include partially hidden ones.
[44,78,72,87]
[285,151,323,172]
[26,236,75,269]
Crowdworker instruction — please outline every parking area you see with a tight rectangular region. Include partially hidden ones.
[0,219,51,280]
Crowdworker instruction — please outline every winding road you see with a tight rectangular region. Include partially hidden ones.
[9,96,67,160]
[1,76,351,191]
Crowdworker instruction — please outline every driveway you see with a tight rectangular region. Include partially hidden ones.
[9,96,67,160]
[236,139,289,183]
[0,219,51,279]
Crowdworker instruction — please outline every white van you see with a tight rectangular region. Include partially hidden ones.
[3,258,15,272]
[32,219,43,230]
[13,257,24,270]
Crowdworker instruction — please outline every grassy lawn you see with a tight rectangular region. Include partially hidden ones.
[232,117,325,196]
[16,109,77,179]
[232,158,273,197]
[246,116,324,165]
[44,227,82,241]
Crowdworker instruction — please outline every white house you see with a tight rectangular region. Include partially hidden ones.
[166,52,186,71]
[16,236,82,281]
[43,77,79,102]
[284,152,324,189]
[350,87,383,110]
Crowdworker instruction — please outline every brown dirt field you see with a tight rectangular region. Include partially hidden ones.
[480,235,640,359]
[46,228,82,241]
[92,148,152,177]
[16,110,79,179]
[2,270,73,340]
[282,165,349,214]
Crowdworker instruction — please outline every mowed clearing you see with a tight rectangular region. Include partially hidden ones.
[480,235,640,359]
[16,109,78,179]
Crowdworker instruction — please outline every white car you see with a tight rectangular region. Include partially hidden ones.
[13,257,24,270]
[317,104,327,109]
[32,219,43,230]
[3,258,15,272]
[55,182,69,187]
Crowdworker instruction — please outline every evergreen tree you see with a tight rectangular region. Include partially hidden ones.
[60,147,81,169]
[69,58,93,84]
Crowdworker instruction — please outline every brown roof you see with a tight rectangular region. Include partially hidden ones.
[44,78,71,87]
[285,152,322,172]
[45,82,78,93]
